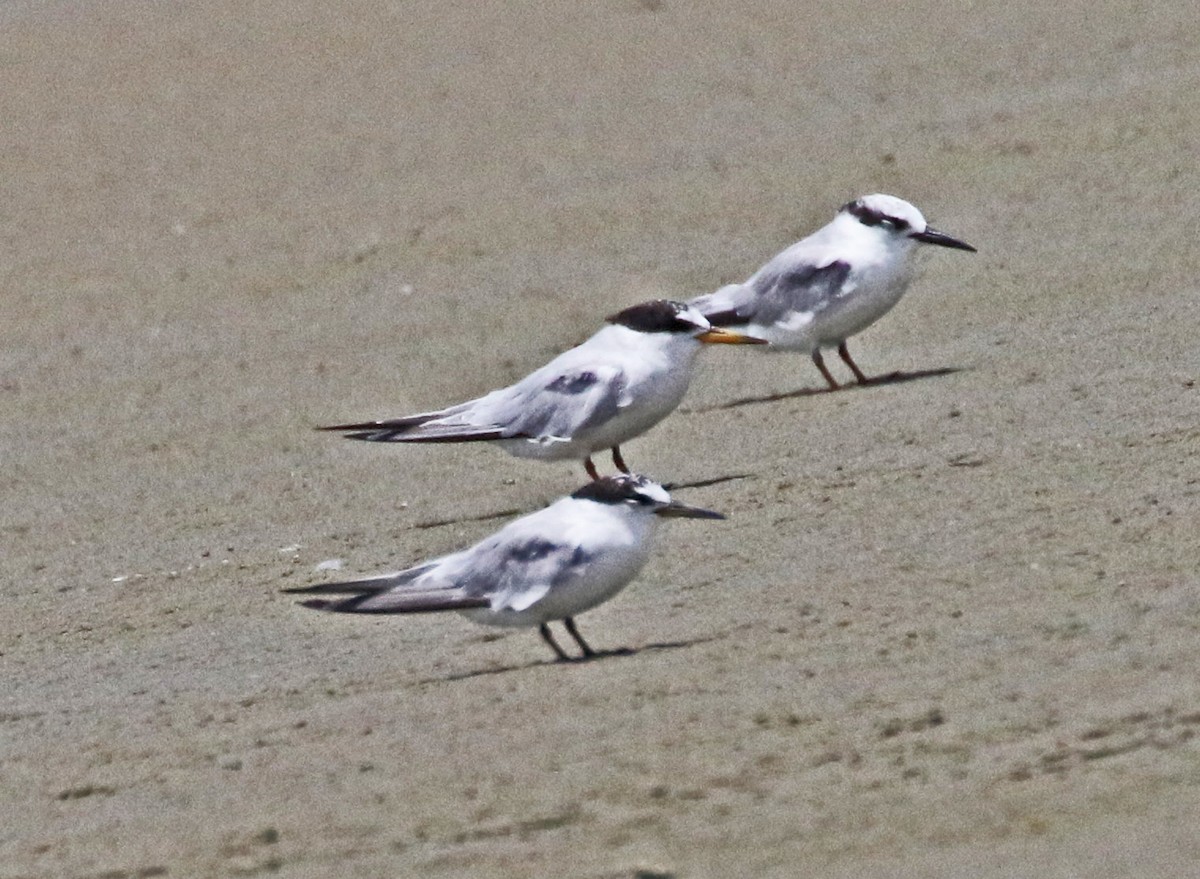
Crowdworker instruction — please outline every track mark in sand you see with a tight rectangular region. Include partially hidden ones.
[1006,706,1200,781]
[219,826,283,876]
[446,804,584,844]
[0,710,45,724]
[56,783,117,801]
[71,867,168,879]
[1119,424,1200,450]
[878,707,947,739]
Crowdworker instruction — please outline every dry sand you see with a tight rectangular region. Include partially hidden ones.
[3,1,1199,876]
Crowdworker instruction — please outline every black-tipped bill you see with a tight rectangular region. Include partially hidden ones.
[654,500,726,520]
[909,226,977,252]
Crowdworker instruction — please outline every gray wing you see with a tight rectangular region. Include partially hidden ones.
[688,281,758,324]
[283,560,490,614]
[286,534,594,615]
[453,534,595,612]
[327,365,629,445]
[696,261,853,327]
[484,364,629,442]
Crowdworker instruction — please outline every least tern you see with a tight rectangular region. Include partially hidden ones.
[285,475,725,661]
[690,194,976,389]
[320,300,764,479]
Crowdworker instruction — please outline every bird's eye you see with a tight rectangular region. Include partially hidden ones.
[850,205,891,228]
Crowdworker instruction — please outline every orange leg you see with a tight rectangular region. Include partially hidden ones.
[563,617,597,658]
[838,341,870,384]
[811,349,840,390]
[539,623,571,661]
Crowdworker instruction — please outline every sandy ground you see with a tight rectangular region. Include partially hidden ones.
[3,1,1199,876]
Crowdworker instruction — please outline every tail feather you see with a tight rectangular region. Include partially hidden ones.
[282,578,395,596]
[283,562,440,596]
[299,592,490,614]
[317,412,435,442]
[318,414,506,444]
[285,560,490,614]
[362,423,507,443]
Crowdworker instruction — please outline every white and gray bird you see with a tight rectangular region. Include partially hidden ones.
[285,475,725,661]
[320,299,764,479]
[689,194,976,389]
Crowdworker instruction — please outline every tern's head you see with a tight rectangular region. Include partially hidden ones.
[605,300,767,346]
[840,194,976,253]
[571,474,726,520]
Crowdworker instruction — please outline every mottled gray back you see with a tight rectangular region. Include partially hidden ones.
[745,261,852,326]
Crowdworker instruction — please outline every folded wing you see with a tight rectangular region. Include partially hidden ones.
[320,363,629,445]
[494,364,628,442]
[285,524,594,615]
[283,560,489,613]
[693,261,853,328]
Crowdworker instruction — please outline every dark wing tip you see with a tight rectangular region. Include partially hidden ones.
[317,419,506,444]
[699,308,746,327]
[317,413,436,434]
[283,574,406,597]
[343,431,396,442]
[316,421,387,432]
[295,594,374,613]
[282,583,359,596]
[297,594,492,614]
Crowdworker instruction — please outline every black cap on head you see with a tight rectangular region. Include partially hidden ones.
[572,474,726,520]
[841,198,912,232]
[605,300,704,334]
[571,475,659,506]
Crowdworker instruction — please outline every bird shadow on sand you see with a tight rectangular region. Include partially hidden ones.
[413,476,753,531]
[414,506,525,530]
[689,365,965,412]
[416,632,722,685]
[664,472,754,491]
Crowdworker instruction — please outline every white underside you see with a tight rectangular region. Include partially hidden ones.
[752,265,914,353]
[459,509,658,627]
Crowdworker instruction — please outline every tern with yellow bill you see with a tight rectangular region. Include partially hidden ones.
[320,300,764,479]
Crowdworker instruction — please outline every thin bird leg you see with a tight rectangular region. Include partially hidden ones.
[584,457,601,481]
[611,446,630,474]
[837,341,870,384]
[539,623,572,662]
[811,349,840,390]
[562,617,598,658]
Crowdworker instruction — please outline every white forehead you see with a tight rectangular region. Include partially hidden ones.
[858,193,927,230]
[676,303,712,332]
[631,478,672,505]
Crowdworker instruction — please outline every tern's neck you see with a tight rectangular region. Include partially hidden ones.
[825,214,917,267]
[565,497,661,542]
[598,324,700,360]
